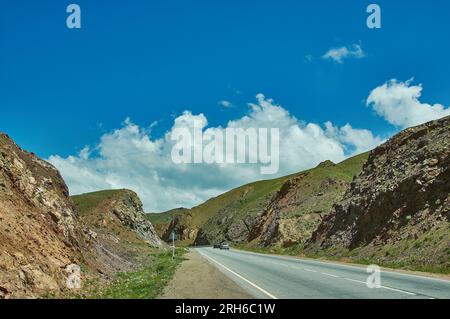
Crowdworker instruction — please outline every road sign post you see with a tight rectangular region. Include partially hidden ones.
[170,231,175,259]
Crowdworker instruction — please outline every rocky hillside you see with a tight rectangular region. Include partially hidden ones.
[146,207,191,241]
[72,189,165,269]
[150,116,449,273]
[0,133,165,298]
[307,116,450,273]
[249,153,368,248]
[0,133,87,298]
[150,153,368,247]
[148,174,293,246]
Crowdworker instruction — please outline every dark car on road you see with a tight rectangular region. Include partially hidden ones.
[213,243,220,248]
[220,242,230,250]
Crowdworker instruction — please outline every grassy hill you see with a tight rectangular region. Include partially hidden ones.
[147,152,369,247]
[146,173,295,245]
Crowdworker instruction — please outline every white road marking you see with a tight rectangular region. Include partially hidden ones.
[197,249,278,299]
[342,278,416,296]
[202,249,423,298]
[343,277,366,284]
[304,268,317,273]
[232,248,450,284]
[322,272,340,278]
[379,285,416,295]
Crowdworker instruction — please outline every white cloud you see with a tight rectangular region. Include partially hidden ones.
[49,94,383,212]
[218,100,232,108]
[367,79,450,128]
[324,122,383,154]
[322,43,366,64]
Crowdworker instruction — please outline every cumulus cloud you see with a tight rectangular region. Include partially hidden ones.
[367,79,450,128]
[322,43,366,64]
[49,94,383,212]
[218,100,232,108]
[324,122,383,154]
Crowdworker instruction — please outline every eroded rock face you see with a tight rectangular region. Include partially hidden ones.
[308,116,450,268]
[0,133,85,298]
[109,190,165,248]
[162,214,198,242]
[249,162,360,247]
[0,133,165,298]
[73,189,167,277]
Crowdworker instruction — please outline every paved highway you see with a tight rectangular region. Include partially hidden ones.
[195,247,450,299]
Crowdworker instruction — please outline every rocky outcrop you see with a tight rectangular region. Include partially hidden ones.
[193,184,276,245]
[308,116,450,271]
[73,190,166,276]
[187,155,367,247]
[108,190,165,248]
[248,155,366,247]
[161,213,198,242]
[0,132,86,298]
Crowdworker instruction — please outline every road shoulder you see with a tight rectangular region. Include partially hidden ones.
[158,249,253,299]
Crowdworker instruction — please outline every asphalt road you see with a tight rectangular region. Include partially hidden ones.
[195,247,450,299]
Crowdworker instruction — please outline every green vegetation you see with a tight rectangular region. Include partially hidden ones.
[147,152,370,246]
[146,207,189,224]
[197,152,369,245]
[146,173,296,245]
[72,189,126,216]
[234,243,305,256]
[190,173,293,226]
[82,248,187,299]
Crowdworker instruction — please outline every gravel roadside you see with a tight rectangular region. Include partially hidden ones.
[159,249,253,299]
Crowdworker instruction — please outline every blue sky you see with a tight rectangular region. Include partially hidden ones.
[1,0,450,211]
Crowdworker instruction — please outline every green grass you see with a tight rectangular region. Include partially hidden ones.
[85,248,187,299]
[234,243,305,256]
[72,189,127,216]
[147,152,370,246]
[146,208,189,224]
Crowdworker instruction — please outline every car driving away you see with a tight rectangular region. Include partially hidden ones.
[220,242,230,250]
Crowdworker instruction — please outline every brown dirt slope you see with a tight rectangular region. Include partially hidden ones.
[0,133,166,298]
[0,132,87,298]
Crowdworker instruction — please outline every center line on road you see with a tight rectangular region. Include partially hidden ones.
[197,250,278,299]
